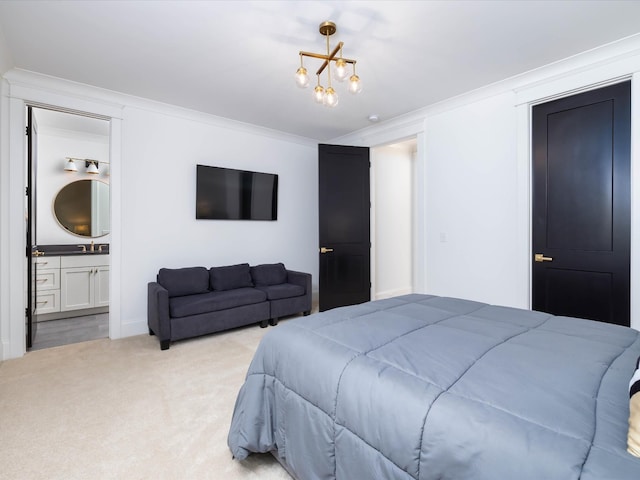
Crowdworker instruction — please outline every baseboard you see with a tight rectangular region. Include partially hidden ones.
[375,287,413,300]
[118,318,148,339]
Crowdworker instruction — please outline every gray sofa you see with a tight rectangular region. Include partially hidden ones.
[147,262,312,350]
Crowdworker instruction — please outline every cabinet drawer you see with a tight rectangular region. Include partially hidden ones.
[61,255,109,268]
[35,290,60,315]
[34,256,60,269]
[34,268,60,291]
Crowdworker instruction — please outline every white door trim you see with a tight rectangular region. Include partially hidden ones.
[2,87,123,359]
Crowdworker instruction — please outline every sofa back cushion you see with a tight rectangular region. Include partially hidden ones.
[251,263,287,286]
[158,267,209,297]
[210,263,254,291]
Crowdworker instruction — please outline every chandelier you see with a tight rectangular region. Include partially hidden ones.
[295,21,362,107]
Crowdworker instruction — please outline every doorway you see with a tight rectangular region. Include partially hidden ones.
[27,107,111,350]
[372,139,416,300]
[531,81,631,326]
[318,138,417,312]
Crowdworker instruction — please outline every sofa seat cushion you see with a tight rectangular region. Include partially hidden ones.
[169,288,267,318]
[158,267,209,297]
[210,263,253,291]
[251,263,287,286]
[256,283,305,301]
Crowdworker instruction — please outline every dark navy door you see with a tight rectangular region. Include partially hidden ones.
[318,144,371,312]
[532,81,631,326]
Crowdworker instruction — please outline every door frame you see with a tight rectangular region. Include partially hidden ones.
[516,73,640,331]
[1,82,123,359]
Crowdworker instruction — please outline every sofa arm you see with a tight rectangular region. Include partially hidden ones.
[286,270,312,314]
[148,282,171,349]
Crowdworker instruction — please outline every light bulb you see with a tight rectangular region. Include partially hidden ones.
[334,58,348,82]
[295,67,309,88]
[323,87,339,107]
[348,74,362,94]
[314,85,325,104]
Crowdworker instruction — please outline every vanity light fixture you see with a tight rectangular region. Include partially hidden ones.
[63,157,109,175]
[295,21,362,108]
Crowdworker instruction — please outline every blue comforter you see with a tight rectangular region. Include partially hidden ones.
[228,294,640,479]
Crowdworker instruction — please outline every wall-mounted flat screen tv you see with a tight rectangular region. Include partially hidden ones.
[196,164,278,220]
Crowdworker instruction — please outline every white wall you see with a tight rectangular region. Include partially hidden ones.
[0,71,318,359]
[4,37,640,359]
[118,106,319,332]
[0,23,13,75]
[424,92,519,306]
[334,36,640,331]
[372,144,413,299]
[36,123,110,244]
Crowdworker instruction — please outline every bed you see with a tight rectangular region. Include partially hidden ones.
[227,294,640,479]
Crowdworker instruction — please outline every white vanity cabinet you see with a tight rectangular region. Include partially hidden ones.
[60,255,110,312]
[34,256,61,315]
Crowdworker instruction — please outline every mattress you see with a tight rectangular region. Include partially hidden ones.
[228,294,640,479]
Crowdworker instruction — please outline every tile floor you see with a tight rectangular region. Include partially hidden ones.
[31,313,109,351]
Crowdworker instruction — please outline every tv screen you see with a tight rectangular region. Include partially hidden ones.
[196,165,278,220]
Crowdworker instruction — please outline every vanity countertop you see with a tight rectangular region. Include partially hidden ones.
[36,244,109,256]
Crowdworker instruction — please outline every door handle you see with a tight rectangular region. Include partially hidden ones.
[320,247,334,254]
[534,253,553,262]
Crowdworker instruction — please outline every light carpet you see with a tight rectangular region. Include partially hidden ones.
[0,323,292,480]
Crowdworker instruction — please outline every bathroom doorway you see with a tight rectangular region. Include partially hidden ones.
[371,138,417,300]
[26,107,111,351]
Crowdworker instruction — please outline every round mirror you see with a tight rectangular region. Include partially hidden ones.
[53,180,110,238]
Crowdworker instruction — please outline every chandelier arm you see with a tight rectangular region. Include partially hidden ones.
[300,52,355,64]
[318,42,343,76]
[299,51,332,60]
[325,32,333,90]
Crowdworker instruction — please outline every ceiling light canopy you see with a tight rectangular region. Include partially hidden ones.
[295,21,362,108]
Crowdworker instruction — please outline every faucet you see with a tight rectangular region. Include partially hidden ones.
[90,241,94,252]
[77,244,86,253]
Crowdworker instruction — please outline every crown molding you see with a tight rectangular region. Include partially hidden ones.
[332,33,640,147]
[330,112,424,147]
[3,69,317,147]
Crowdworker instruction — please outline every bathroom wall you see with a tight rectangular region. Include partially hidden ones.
[35,109,110,245]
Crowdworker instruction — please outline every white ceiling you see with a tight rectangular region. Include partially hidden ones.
[2,0,640,141]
